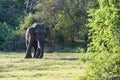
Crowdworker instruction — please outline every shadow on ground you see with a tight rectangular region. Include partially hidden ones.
[44,57,79,61]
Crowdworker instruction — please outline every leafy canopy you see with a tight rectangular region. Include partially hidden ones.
[87,0,120,53]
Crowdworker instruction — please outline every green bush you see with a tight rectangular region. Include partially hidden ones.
[59,42,86,53]
[87,0,120,53]
[17,14,34,35]
[0,22,15,51]
[60,47,85,53]
[78,52,120,80]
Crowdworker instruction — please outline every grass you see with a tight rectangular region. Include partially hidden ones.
[0,52,86,80]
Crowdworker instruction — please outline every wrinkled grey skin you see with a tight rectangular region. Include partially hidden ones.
[25,23,50,58]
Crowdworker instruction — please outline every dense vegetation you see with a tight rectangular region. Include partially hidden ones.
[87,0,120,53]
[0,0,97,52]
[0,0,120,80]
[79,52,120,80]
[80,0,120,79]
[0,0,25,51]
[0,0,119,52]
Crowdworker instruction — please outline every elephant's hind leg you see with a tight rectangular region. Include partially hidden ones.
[25,38,33,58]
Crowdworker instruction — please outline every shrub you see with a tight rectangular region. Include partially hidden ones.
[17,13,34,35]
[0,22,15,51]
[87,0,120,53]
[78,52,120,80]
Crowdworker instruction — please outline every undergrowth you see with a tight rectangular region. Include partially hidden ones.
[78,52,120,80]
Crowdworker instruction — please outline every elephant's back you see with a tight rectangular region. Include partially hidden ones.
[31,22,46,29]
[31,22,39,28]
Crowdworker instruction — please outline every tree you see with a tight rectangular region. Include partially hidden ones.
[26,0,34,15]
[87,0,120,53]
[18,13,34,34]
[0,0,25,27]
[0,22,14,51]
[33,0,88,43]
[0,0,25,51]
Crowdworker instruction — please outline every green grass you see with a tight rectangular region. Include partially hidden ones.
[0,52,85,80]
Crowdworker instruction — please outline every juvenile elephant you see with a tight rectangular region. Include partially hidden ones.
[25,22,50,58]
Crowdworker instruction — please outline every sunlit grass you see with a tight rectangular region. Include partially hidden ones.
[0,52,85,80]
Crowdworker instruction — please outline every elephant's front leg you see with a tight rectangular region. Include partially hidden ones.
[25,39,33,58]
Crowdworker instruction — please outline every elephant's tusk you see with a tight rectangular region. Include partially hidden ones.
[38,45,41,49]
[38,41,41,49]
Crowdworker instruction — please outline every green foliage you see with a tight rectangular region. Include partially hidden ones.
[86,0,99,9]
[59,41,86,53]
[55,12,76,42]
[2,0,118,52]
[0,22,14,40]
[33,0,88,44]
[78,53,120,80]
[87,0,120,53]
[0,0,25,27]
[0,22,15,50]
[54,0,88,43]
[18,14,34,34]
[60,47,85,53]
[0,0,25,51]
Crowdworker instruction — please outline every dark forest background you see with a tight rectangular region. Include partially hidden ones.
[0,0,97,52]
[0,0,119,53]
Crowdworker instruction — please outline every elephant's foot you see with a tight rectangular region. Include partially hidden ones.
[35,55,43,59]
[39,55,43,58]
[39,54,43,58]
[25,55,32,59]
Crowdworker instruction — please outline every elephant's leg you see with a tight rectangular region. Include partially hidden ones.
[39,46,44,58]
[35,40,42,58]
[39,42,45,58]
[25,39,33,58]
[36,48,41,58]
[36,44,44,58]
[36,49,44,58]
[33,45,37,58]
[26,39,28,48]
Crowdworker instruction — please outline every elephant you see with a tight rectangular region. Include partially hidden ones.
[25,22,50,58]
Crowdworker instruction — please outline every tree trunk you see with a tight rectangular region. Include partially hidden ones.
[26,0,34,15]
